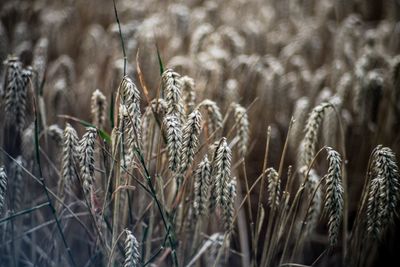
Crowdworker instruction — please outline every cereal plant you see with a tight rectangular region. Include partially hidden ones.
[0,0,399,266]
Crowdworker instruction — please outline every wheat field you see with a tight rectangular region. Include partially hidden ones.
[0,0,400,266]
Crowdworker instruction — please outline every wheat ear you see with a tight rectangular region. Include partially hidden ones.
[189,23,214,54]
[232,103,249,157]
[32,37,48,90]
[90,89,107,129]
[323,147,344,246]
[180,109,202,173]
[61,123,79,189]
[181,75,196,114]
[4,57,32,133]
[120,76,142,153]
[266,167,280,209]
[163,115,182,172]
[124,229,140,267]
[79,127,97,204]
[223,177,237,233]
[289,97,310,150]
[193,154,211,218]
[367,146,400,238]
[298,102,332,168]
[366,175,383,238]
[0,167,7,213]
[198,99,223,136]
[161,68,184,122]
[213,138,232,209]
[47,124,64,146]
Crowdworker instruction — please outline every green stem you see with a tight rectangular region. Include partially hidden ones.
[33,96,77,267]
[135,148,179,267]
[0,202,49,224]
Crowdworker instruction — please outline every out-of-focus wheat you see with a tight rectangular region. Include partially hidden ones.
[4,58,32,133]
[298,102,332,169]
[91,89,107,129]
[198,99,223,136]
[232,103,249,157]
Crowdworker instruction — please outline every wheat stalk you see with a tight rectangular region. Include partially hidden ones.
[304,168,322,234]
[142,98,168,153]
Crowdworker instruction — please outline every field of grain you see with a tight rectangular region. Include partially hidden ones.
[0,0,400,266]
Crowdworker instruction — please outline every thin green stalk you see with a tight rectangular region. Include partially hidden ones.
[33,95,77,267]
[0,148,93,236]
[143,229,170,266]
[252,126,271,266]
[290,177,327,261]
[135,148,179,267]
[277,147,328,267]
[0,202,49,224]
[112,0,126,76]
[111,129,122,265]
